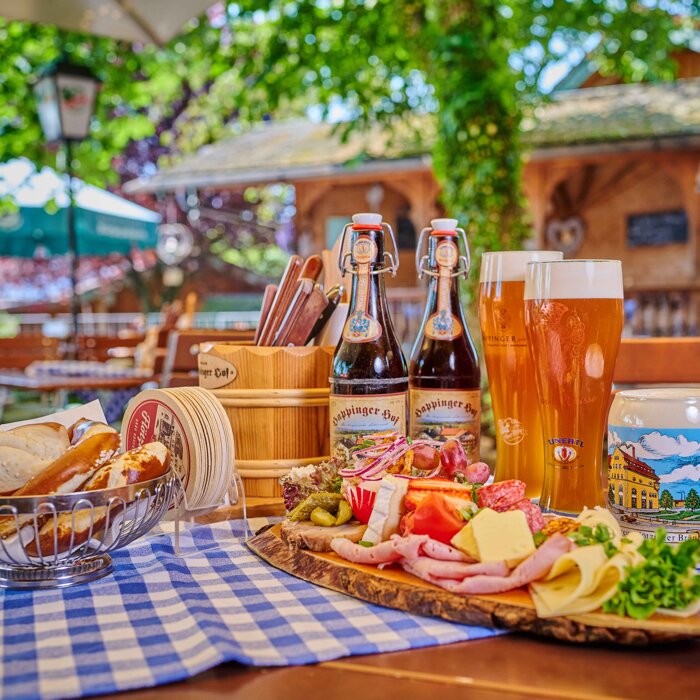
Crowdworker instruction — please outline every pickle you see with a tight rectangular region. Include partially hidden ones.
[288,492,343,521]
[310,507,337,527]
[334,500,352,526]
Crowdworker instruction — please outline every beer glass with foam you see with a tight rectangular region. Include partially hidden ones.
[524,260,624,513]
[479,251,563,498]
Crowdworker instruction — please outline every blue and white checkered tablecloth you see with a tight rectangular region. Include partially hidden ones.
[0,518,503,700]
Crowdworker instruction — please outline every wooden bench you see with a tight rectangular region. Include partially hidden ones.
[76,334,145,363]
[0,336,62,370]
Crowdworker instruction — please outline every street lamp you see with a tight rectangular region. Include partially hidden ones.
[33,61,100,343]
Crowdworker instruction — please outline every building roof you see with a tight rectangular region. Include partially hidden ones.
[618,448,660,483]
[522,78,700,151]
[125,78,700,194]
[124,118,433,193]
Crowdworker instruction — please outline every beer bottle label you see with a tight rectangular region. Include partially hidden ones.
[330,392,407,463]
[343,236,382,343]
[409,388,481,463]
[425,240,462,341]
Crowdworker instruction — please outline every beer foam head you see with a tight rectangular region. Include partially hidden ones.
[480,251,563,283]
[524,259,623,300]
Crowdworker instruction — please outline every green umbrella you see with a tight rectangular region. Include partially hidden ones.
[0,205,157,257]
[0,160,159,257]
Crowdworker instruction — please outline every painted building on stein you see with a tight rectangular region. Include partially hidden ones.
[608,446,660,511]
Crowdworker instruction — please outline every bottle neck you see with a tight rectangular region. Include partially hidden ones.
[424,233,465,321]
[424,274,464,319]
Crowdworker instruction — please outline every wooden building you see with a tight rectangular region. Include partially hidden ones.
[125,52,700,333]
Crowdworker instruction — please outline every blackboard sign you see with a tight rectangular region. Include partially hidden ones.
[627,210,688,248]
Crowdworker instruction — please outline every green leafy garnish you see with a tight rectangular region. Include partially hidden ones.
[568,524,618,558]
[533,531,547,548]
[358,540,374,548]
[603,529,700,620]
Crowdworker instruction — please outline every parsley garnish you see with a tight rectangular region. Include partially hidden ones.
[358,540,374,548]
[567,524,618,558]
[533,531,547,548]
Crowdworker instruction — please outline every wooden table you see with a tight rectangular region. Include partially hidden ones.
[0,370,152,393]
[114,506,700,700]
[111,632,699,699]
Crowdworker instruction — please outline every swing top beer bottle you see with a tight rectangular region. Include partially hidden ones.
[409,218,481,463]
[330,213,408,464]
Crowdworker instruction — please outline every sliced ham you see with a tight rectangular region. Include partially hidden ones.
[401,557,509,582]
[330,534,429,565]
[420,538,474,562]
[509,533,575,583]
[433,534,575,595]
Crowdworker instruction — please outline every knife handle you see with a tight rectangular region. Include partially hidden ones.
[254,284,277,345]
[299,254,324,283]
[257,255,303,345]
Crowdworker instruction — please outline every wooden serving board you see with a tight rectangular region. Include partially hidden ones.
[247,524,700,646]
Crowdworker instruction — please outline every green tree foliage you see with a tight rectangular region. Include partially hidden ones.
[660,489,675,511]
[0,2,696,256]
[686,488,700,511]
[608,483,615,505]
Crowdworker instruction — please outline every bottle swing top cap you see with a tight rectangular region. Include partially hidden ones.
[352,212,383,229]
[431,218,459,233]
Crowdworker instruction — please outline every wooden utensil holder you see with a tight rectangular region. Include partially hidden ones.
[199,344,334,497]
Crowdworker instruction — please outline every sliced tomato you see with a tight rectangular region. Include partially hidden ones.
[405,478,473,512]
[411,493,465,544]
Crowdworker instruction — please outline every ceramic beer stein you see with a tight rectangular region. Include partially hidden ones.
[608,388,700,543]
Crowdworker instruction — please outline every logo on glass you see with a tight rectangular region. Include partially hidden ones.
[553,444,577,464]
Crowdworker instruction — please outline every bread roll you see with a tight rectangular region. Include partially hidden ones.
[0,422,70,461]
[0,446,50,495]
[0,422,71,493]
[27,442,170,556]
[0,432,121,540]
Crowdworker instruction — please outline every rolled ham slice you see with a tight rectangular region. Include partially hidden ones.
[330,534,429,565]
[401,557,509,581]
[421,539,474,562]
[437,534,575,595]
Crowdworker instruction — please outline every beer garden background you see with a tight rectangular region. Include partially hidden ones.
[0,3,699,466]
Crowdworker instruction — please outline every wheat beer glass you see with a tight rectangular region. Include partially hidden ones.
[479,251,563,498]
[524,260,624,513]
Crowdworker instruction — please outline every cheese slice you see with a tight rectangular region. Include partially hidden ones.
[363,475,408,545]
[530,545,632,618]
[451,522,480,560]
[470,508,535,566]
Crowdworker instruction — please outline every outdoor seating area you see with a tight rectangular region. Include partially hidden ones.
[0,3,698,700]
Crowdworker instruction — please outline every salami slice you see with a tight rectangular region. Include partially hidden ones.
[510,497,545,533]
[477,479,526,511]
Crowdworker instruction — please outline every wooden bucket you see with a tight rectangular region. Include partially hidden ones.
[198,344,334,497]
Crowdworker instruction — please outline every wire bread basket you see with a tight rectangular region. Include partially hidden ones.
[0,470,179,589]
